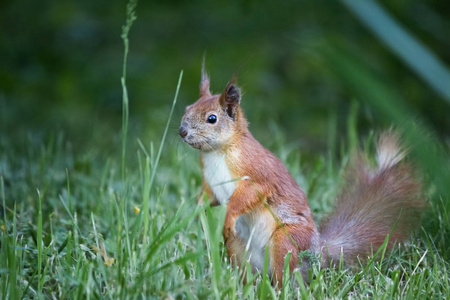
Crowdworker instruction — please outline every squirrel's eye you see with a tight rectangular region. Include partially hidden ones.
[207,114,217,124]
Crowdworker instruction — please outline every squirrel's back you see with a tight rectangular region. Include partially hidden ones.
[319,131,426,264]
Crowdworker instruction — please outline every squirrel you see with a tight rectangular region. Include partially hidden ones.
[179,65,425,286]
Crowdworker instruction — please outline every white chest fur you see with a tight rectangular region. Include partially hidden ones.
[235,208,275,272]
[202,151,236,205]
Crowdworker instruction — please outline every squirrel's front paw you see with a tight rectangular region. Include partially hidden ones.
[224,228,236,246]
[223,224,236,242]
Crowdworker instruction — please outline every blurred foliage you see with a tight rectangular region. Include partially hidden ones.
[2,0,450,149]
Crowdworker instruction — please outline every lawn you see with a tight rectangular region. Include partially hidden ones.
[2,97,448,298]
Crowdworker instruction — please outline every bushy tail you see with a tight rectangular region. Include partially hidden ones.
[319,131,426,265]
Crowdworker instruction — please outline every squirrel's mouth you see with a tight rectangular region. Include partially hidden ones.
[186,141,203,150]
[183,137,213,151]
[182,137,203,150]
[180,130,214,151]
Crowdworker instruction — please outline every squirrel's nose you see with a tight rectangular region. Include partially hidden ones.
[179,126,188,138]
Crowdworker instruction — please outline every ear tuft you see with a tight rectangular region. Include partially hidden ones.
[199,57,211,97]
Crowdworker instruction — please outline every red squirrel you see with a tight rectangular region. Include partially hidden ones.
[179,65,425,286]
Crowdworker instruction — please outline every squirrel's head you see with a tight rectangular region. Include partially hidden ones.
[179,67,246,152]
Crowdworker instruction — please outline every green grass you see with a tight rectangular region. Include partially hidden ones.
[1,115,449,299]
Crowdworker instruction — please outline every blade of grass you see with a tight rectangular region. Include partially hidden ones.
[8,204,18,299]
[119,0,137,274]
[341,0,450,102]
[66,169,72,213]
[280,251,292,299]
[142,70,183,238]
[338,233,390,298]
[145,201,196,261]
[37,190,43,298]
[259,245,270,300]
[1,177,5,230]
[198,202,226,296]
[0,177,6,298]
[118,3,138,291]
[294,271,308,299]
[146,251,204,276]
[120,0,138,182]
[59,195,82,237]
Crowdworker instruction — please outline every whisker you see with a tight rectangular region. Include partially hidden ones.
[197,134,214,151]
[196,135,209,150]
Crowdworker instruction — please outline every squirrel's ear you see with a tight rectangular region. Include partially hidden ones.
[220,80,241,120]
[199,59,211,97]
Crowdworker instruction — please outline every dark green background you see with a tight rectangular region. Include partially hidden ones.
[1,0,449,170]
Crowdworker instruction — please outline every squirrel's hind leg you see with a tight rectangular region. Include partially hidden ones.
[270,223,318,288]
[269,226,301,288]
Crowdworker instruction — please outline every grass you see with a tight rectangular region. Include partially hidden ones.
[1,114,449,299]
[1,1,450,299]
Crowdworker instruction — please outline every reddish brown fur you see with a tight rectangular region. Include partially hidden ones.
[320,145,425,265]
[213,116,317,287]
[180,68,425,287]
